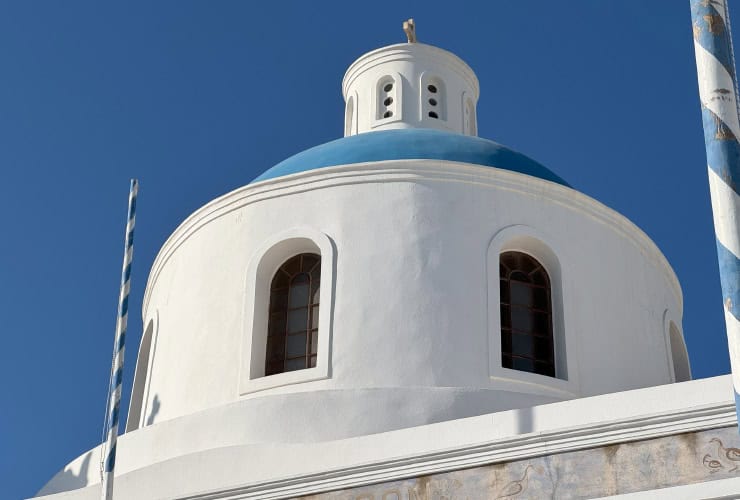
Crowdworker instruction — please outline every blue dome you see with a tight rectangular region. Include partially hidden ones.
[251,129,569,187]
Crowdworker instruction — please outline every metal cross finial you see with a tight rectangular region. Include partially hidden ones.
[403,18,417,43]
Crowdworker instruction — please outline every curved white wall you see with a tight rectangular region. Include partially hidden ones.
[342,43,480,136]
[136,159,684,437]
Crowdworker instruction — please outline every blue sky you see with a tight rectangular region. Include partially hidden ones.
[0,1,732,498]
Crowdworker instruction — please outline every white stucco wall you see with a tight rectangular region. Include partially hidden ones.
[128,159,683,435]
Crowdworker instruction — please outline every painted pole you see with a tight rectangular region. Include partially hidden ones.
[100,179,138,500]
[691,0,740,418]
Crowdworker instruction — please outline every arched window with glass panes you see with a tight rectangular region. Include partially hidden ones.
[266,254,320,375]
[499,251,555,377]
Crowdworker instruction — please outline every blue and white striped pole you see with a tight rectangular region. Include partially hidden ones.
[691,0,740,419]
[101,179,138,500]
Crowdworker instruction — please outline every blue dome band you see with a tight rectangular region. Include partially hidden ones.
[252,129,569,187]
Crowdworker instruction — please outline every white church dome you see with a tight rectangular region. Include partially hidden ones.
[37,25,691,498]
[124,31,686,439]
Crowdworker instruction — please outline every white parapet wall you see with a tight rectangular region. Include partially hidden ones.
[35,375,734,499]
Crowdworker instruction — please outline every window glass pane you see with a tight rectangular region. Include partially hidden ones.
[500,280,510,304]
[311,281,320,304]
[533,288,548,309]
[286,333,307,357]
[511,306,533,332]
[501,331,512,354]
[510,271,529,283]
[534,337,552,361]
[511,333,533,357]
[500,304,511,328]
[282,256,301,276]
[289,282,309,308]
[266,253,323,377]
[302,254,319,272]
[287,308,308,333]
[266,335,285,362]
[268,313,286,335]
[500,253,515,269]
[535,361,555,376]
[500,263,508,277]
[271,270,290,290]
[530,268,548,286]
[502,354,513,369]
[310,330,318,354]
[311,306,320,329]
[533,312,550,335]
[510,282,533,306]
[512,357,534,372]
[292,272,309,284]
[266,360,283,375]
[284,358,306,372]
[499,251,554,377]
[270,290,288,312]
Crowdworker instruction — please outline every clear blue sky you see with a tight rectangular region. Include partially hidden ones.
[0,1,731,498]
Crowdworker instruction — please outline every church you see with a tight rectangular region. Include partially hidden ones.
[33,21,740,499]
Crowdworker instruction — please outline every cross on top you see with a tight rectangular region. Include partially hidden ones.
[403,18,417,43]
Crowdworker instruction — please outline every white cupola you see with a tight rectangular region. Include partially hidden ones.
[342,20,480,137]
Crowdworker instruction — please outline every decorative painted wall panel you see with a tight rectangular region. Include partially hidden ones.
[301,426,740,499]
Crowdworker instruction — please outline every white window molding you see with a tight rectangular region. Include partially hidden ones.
[344,94,355,137]
[487,225,580,398]
[462,91,476,136]
[420,71,448,123]
[372,73,403,127]
[344,89,359,136]
[239,227,336,395]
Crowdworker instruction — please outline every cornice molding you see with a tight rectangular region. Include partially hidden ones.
[177,401,735,499]
[341,43,480,100]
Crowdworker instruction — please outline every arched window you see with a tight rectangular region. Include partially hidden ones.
[266,253,320,375]
[126,319,155,431]
[500,251,555,377]
[344,95,354,136]
[464,96,476,135]
[377,76,397,120]
[422,75,446,120]
[669,321,691,382]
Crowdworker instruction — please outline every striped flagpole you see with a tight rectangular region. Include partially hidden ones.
[100,179,138,500]
[691,0,740,421]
